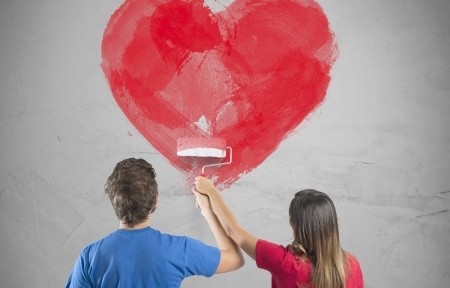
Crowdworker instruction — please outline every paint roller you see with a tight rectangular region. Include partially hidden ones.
[176,138,232,175]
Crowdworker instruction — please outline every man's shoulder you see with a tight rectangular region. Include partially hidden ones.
[156,230,218,252]
[157,230,198,246]
[79,231,118,254]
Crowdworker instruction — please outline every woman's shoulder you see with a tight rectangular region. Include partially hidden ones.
[256,239,312,283]
[257,239,312,267]
[345,252,361,266]
[344,251,364,288]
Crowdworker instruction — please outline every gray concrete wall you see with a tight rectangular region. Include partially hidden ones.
[1,0,449,287]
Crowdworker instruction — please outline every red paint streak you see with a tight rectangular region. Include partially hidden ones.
[102,0,337,186]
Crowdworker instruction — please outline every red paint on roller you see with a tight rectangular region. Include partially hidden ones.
[177,138,226,151]
[101,0,337,185]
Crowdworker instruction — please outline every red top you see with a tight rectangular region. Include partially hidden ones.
[256,239,364,288]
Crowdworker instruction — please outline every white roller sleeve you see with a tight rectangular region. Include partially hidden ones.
[176,138,227,158]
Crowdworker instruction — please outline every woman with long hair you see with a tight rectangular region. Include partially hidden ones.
[193,177,364,288]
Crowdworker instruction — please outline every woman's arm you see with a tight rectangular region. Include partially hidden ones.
[193,189,245,273]
[194,177,259,260]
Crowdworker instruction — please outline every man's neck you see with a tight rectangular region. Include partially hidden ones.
[119,219,150,230]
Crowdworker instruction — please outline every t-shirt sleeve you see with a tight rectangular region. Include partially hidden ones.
[65,248,91,288]
[184,237,221,277]
[255,239,288,275]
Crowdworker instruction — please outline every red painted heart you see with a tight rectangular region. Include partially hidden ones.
[101,0,337,186]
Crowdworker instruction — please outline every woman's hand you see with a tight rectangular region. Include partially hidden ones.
[192,188,213,216]
[194,176,218,196]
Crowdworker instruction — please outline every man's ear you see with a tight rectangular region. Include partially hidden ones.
[150,195,158,214]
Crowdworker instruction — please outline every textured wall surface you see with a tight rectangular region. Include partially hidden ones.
[1,0,449,287]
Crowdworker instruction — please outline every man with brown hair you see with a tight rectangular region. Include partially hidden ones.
[66,158,243,287]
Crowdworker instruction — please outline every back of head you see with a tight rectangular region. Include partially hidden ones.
[289,189,346,288]
[105,158,158,227]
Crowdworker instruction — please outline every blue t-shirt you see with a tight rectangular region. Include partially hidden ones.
[66,227,220,288]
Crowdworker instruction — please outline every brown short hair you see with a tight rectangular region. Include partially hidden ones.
[105,158,158,227]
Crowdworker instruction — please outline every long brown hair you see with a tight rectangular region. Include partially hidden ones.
[289,189,346,288]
